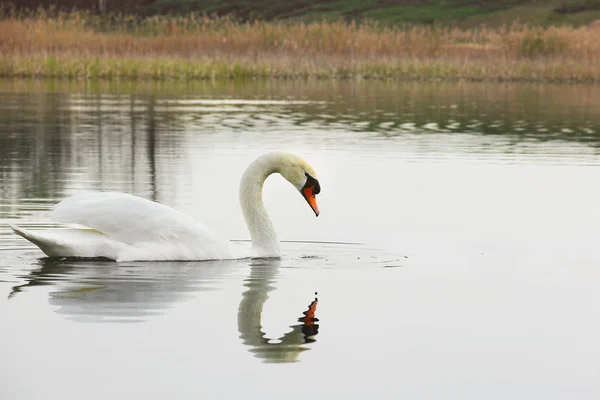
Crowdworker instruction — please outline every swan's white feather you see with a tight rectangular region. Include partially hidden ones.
[12,192,237,261]
[51,192,220,245]
[10,225,126,258]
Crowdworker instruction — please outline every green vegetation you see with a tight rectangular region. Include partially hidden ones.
[8,0,600,27]
[141,0,525,25]
[554,0,600,14]
[0,5,599,82]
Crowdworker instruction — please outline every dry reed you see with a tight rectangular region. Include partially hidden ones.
[0,9,599,82]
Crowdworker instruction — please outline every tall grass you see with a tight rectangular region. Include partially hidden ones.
[0,8,599,82]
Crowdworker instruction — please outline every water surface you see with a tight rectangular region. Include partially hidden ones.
[1,79,600,399]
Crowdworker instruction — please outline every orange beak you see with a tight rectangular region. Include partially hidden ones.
[302,186,320,217]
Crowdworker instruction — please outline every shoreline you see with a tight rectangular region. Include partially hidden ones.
[1,57,598,84]
[1,75,597,84]
[1,12,599,84]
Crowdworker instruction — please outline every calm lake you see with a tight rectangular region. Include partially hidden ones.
[1,79,600,399]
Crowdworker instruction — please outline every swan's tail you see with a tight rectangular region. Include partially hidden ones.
[10,224,39,243]
[10,224,59,257]
[9,223,118,259]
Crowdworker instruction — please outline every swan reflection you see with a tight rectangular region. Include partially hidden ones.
[238,258,320,363]
[10,259,235,322]
[10,256,320,362]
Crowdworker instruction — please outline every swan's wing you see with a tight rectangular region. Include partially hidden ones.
[50,192,229,249]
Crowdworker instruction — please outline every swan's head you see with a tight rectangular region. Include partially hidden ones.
[277,153,321,217]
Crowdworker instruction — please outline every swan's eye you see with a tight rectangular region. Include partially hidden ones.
[313,181,321,195]
[304,173,320,196]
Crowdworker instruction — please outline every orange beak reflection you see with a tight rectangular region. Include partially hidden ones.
[302,186,320,216]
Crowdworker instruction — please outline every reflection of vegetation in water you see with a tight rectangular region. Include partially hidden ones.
[0,92,69,201]
[0,89,183,215]
[238,258,320,363]
[0,79,599,215]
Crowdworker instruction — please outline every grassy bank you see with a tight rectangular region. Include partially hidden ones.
[0,10,599,82]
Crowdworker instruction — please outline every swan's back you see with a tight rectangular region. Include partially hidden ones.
[52,192,211,244]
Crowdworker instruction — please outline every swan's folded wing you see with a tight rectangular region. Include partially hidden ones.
[10,224,125,258]
[50,192,228,247]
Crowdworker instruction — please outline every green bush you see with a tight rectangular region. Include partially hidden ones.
[519,32,568,57]
[554,0,600,14]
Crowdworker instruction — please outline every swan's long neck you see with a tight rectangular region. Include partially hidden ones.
[239,155,281,256]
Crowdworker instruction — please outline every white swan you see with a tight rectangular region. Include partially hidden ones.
[10,152,321,262]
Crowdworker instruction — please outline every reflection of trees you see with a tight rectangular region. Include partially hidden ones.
[290,82,600,147]
[10,256,320,362]
[0,92,70,201]
[0,89,186,215]
[1,79,599,212]
[146,95,157,201]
